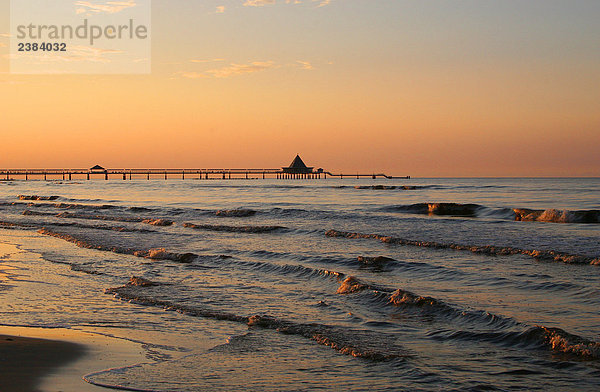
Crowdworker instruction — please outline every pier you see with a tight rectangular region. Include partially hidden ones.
[0,168,407,181]
[0,156,409,181]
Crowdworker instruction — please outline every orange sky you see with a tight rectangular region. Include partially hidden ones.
[1,1,599,176]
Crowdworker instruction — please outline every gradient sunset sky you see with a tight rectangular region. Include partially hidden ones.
[1,0,599,176]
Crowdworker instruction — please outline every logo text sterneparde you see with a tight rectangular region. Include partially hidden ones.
[16,19,148,46]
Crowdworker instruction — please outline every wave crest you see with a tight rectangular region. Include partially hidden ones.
[325,230,600,265]
[215,209,256,217]
[18,195,59,201]
[183,222,284,233]
[514,208,600,223]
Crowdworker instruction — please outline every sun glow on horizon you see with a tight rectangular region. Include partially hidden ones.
[1,0,599,177]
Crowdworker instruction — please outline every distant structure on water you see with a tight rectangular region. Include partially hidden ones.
[0,155,408,180]
[282,155,322,175]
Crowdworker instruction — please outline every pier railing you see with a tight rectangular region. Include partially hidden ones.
[0,168,408,180]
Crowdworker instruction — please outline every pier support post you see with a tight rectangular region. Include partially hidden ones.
[123,173,126,180]
[147,172,150,180]
[25,172,28,181]
[105,172,109,180]
[87,173,90,180]
[44,172,47,181]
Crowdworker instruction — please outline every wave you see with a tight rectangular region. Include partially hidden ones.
[142,219,174,227]
[56,212,145,223]
[357,256,395,266]
[107,272,600,361]
[1,216,157,234]
[332,185,436,190]
[325,229,600,265]
[53,202,116,210]
[353,185,431,190]
[36,227,343,285]
[127,276,160,287]
[215,209,257,217]
[106,279,409,361]
[382,203,600,223]
[513,208,600,223]
[335,275,516,330]
[336,276,600,359]
[47,222,157,233]
[429,326,600,360]
[336,276,370,294]
[12,200,115,210]
[183,222,285,234]
[18,195,59,201]
[0,220,34,229]
[37,228,200,263]
[388,203,483,216]
[22,210,175,227]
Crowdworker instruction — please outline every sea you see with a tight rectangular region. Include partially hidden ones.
[0,177,599,391]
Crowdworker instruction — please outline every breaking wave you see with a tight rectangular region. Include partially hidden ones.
[337,276,600,359]
[384,203,483,216]
[18,195,59,201]
[106,279,409,361]
[513,208,600,224]
[37,228,200,263]
[334,185,436,190]
[429,326,600,360]
[382,203,600,223]
[215,209,257,217]
[21,210,176,227]
[325,230,600,265]
[183,223,285,233]
[107,272,600,361]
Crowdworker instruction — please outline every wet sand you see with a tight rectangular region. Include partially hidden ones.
[0,334,85,392]
[0,326,146,392]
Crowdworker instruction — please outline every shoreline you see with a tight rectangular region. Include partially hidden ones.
[0,326,147,392]
[0,332,85,392]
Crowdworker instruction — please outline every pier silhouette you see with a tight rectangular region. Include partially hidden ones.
[0,156,408,181]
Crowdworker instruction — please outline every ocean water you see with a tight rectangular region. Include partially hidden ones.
[0,177,599,391]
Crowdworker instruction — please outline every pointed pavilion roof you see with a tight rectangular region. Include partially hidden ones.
[90,165,106,171]
[288,155,309,170]
[282,155,313,173]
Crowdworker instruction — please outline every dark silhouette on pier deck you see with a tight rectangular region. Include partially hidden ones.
[0,156,409,181]
[283,155,314,174]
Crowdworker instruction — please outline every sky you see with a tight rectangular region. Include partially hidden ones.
[0,0,599,176]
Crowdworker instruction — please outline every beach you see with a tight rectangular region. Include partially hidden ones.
[0,326,147,392]
[0,332,83,392]
[0,178,599,391]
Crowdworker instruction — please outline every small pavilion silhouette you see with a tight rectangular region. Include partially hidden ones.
[282,155,315,174]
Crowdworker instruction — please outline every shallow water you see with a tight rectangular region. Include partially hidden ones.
[0,178,599,391]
